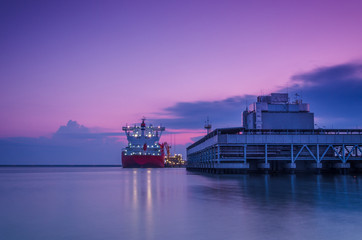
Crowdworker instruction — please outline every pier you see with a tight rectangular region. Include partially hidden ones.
[187,128,362,174]
[187,93,362,174]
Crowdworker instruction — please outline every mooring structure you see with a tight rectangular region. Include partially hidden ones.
[187,128,362,173]
[187,93,362,173]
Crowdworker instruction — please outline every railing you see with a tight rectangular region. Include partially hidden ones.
[188,128,362,150]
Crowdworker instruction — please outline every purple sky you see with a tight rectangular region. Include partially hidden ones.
[1,0,362,161]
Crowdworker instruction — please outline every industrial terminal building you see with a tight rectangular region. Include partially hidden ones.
[242,93,314,130]
[186,93,362,173]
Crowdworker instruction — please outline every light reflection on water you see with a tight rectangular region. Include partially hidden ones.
[1,168,362,240]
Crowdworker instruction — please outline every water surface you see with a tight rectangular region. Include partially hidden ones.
[1,168,362,240]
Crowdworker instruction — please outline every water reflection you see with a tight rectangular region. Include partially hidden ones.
[146,170,153,238]
[130,170,139,239]
[126,169,161,240]
[190,173,362,212]
[1,168,362,240]
[132,170,138,206]
[147,169,152,211]
[186,173,362,240]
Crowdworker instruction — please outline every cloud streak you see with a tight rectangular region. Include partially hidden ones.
[0,120,124,165]
[54,120,123,140]
[152,61,362,131]
[286,62,362,128]
[291,63,362,85]
[151,95,256,130]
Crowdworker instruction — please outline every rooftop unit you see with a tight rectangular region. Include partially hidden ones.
[242,93,314,130]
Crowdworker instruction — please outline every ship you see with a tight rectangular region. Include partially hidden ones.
[121,118,166,168]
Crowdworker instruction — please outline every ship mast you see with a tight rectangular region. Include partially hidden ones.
[204,117,212,134]
[141,116,146,137]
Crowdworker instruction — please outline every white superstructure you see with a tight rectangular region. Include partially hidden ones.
[122,118,165,156]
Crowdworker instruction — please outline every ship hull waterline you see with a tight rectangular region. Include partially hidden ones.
[122,154,165,168]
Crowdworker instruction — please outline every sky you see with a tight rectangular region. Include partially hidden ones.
[1,0,362,164]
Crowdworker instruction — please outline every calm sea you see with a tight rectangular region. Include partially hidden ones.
[1,168,362,240]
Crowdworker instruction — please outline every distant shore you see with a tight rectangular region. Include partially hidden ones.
[0,165,186,168]
[0,165,122,167]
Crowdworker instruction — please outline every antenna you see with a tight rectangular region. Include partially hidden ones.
[293,93,300,104]
[174,133,176,155]
[204,117,212,134]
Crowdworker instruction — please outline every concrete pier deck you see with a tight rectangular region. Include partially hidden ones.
[187,128,362,174]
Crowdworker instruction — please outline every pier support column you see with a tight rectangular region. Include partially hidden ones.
[315,144,321,174]
[342,144,347,164]
[311,162,323,174]
[265,144,268,164]
[285,144,297,173]
[258,144,270,172]
[334,144,350,174]
[316,144,320,164]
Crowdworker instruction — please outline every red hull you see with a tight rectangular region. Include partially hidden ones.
[122,154,165,168]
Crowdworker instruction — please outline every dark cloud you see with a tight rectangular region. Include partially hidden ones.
[55,120,89,134]
[54,120,123,140]
[151,95,256,130]
[0,120,123,165]
[286,62,362,128]
[291,63,362,84]
[153,62,362,130]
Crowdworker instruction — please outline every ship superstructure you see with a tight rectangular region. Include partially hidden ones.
[122,118,165,168]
